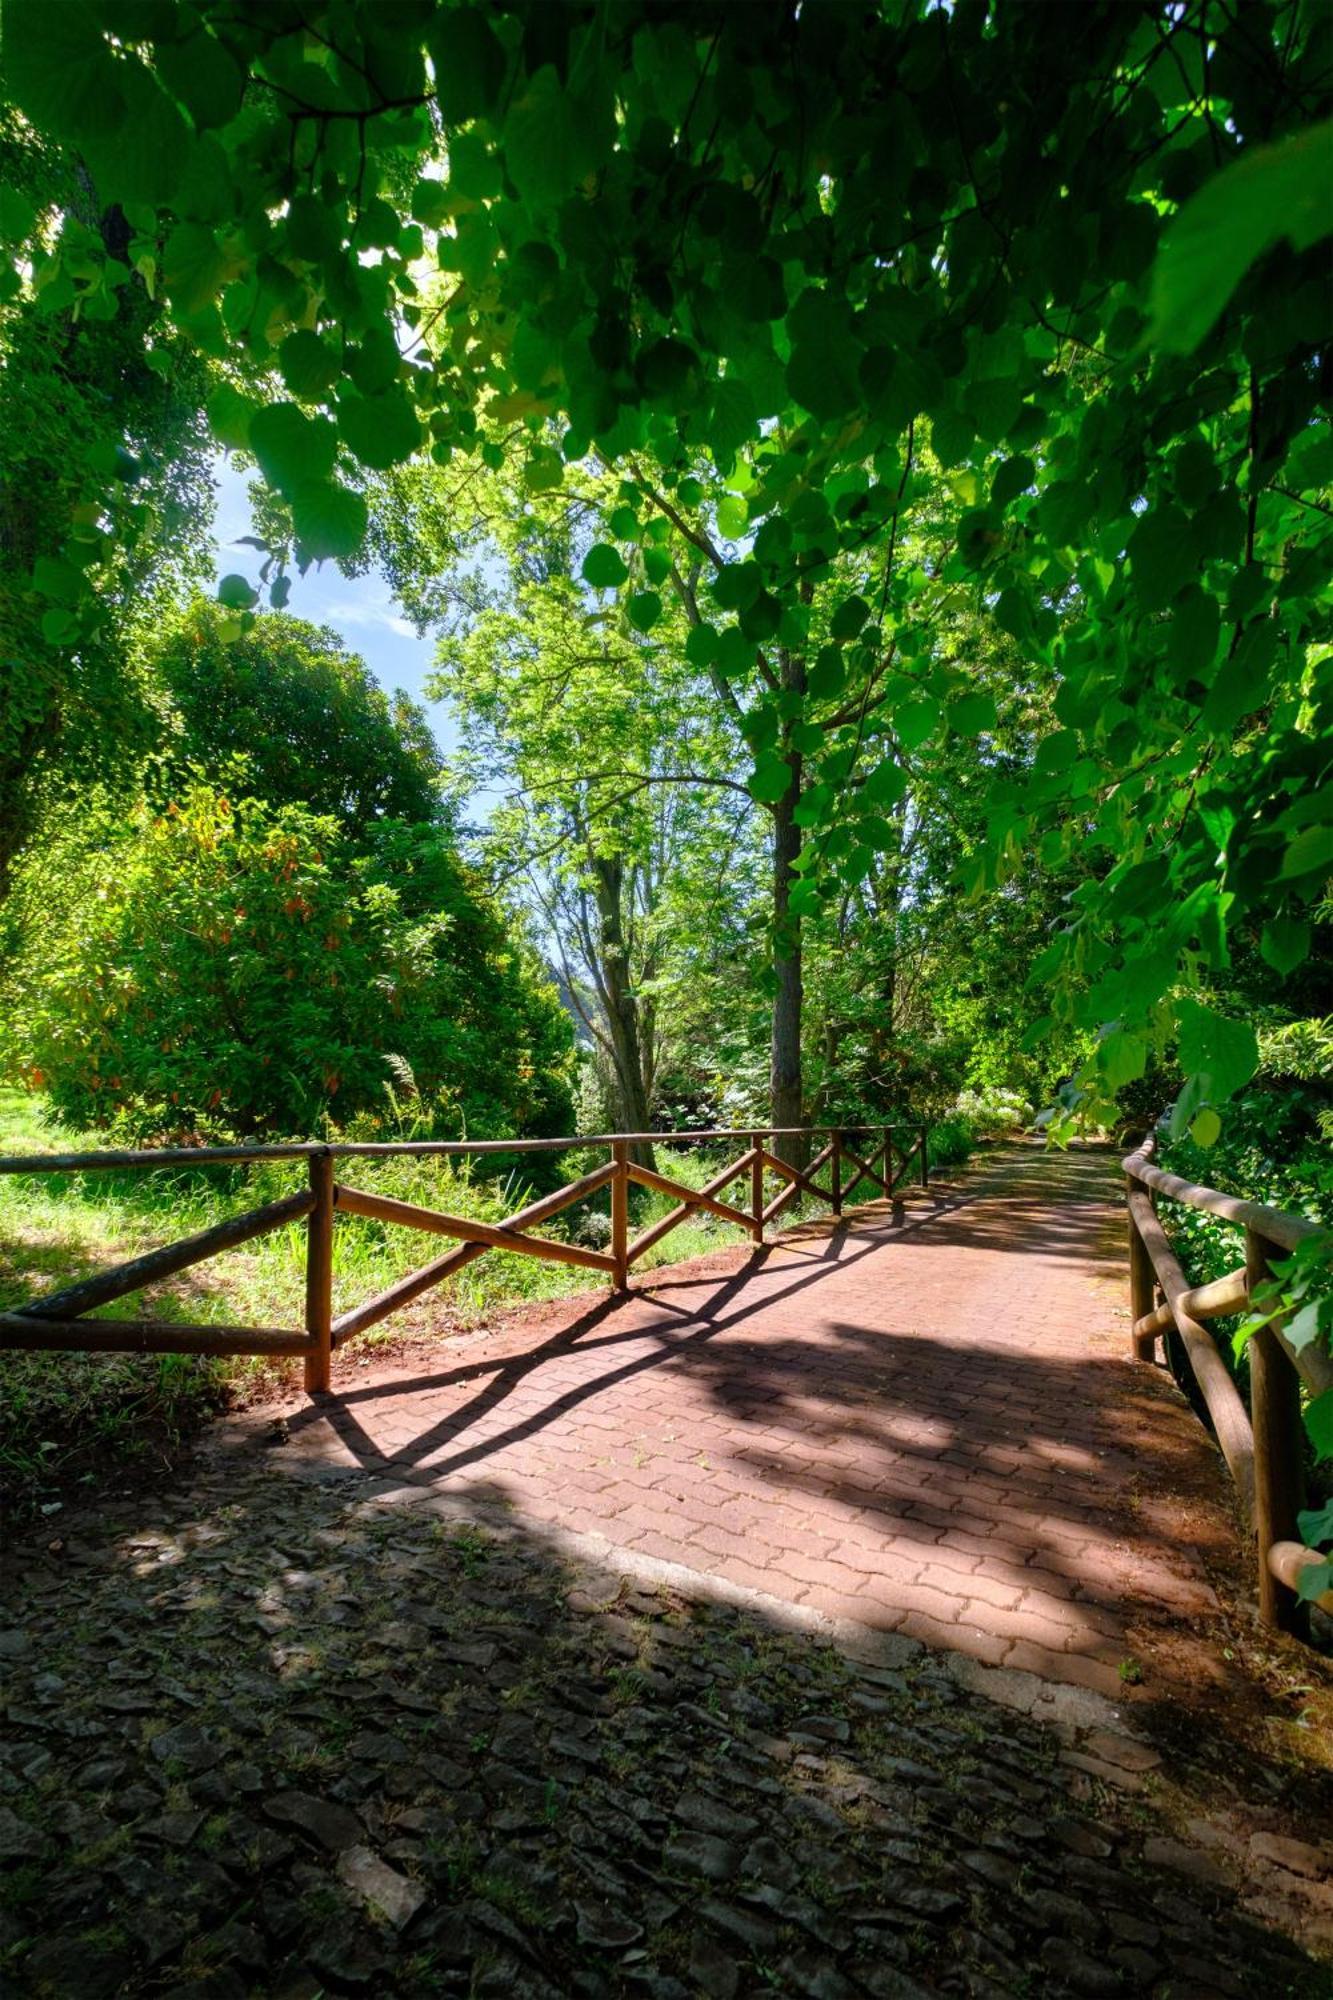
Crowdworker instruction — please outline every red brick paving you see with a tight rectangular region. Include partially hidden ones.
[240,1144,1230,1697]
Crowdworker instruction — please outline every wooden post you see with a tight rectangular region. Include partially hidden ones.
[750,1133,765,1244]
[1246,1228,1306,1632]
[304,1148,335,1395]
[881,1127,892,1196]
[1127,1177,1155,1359]
[611,1141,629,1289]
[919,1121,929,1188]
[831,1131,842,1216]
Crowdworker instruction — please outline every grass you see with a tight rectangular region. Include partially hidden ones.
[0,1089,831,1510]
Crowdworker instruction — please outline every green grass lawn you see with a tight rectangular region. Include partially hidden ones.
[0,1089,829,1510]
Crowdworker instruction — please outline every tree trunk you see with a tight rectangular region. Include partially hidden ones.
[590,854,656,1171]
[770,647,806,1167]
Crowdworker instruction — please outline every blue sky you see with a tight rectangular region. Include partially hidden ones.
[209,454,464,762]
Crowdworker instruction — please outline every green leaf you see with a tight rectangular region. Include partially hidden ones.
[1279,825,1333,882]
[1149,120,1333,354]
[337,389,422,471]
[862,758,907,809]
[626,591,662,633]
[156,27,245,130]
[709,378,758,465]
[1100,1031,1147,1091]
[1128,506,1194,613]
[163,222,231,315]
[991,455,1035,508]
[504,67,578,204]
[748,753,793,805]
[430,11,507,123]
[250,403,338,492]
[1296,1558,1333,1605]
[1307,1390,1333,1465]
[3,0,126,144]
[895,697,941,751]
[830,595,870,640]
[1175,997,1259,1106]
[279,331,339,402]
[1189,1107,1222,1147]
[582,545,628,590]
[716,495,748,540]
[217,573,258,610]
[949,692,997,736]
[1167,587,1221,682]
[1297,1501,1333,1549]
[290,479,369,562]
[206,383,257,451]
[1260,916,1310,976]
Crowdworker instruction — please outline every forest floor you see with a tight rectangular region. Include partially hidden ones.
[3,1147,1332,1998]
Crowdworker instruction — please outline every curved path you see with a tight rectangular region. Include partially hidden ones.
[230,1144,1227,1701]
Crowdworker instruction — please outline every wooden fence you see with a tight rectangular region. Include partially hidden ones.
[1124,1133,1333,1631]
[0,1122,928,1394]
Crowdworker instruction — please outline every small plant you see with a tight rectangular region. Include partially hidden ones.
[1118,1656,1144,1686]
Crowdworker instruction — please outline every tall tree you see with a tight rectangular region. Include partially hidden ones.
[154,599,443,831]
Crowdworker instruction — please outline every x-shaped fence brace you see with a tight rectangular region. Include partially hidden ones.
[0,1123,930,1391]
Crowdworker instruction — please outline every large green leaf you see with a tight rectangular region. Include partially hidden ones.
[582,545,628,589]
[290,480,369,561]
[250,404,338,491]
[1175,997,1258,1105]
[1149,120,1333,353]
[337,389,422,471]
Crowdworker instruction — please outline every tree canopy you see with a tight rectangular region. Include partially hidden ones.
[3,0,1328,1146]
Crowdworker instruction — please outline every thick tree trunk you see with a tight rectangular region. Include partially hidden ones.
[590,854,656,1171]
[770,647,806,1167]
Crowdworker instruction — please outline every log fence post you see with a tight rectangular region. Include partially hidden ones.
[881,1127,892,1195]
[919,1121,929,1188]
[304,1147,335,1395]
[750,1133,765,1244]
[611,1141,629,1290]
[830,1130,842,1216]
[1246,1227,1306,1632]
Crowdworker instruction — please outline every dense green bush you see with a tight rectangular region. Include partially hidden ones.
[8,786,574,1142]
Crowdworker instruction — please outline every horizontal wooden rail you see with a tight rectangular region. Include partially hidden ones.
[0,1312,313,1356]
[1268,1541,1333,1615]
[0,1124,918,1175]
[1124,1148,1320,1254]
[331,1162,617,1346]
[17,1190,315,1323]
[332,1183,618,1276]
[0,1119,930,1385]
[1124,1128,1329,1636]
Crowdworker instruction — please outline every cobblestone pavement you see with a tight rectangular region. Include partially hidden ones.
[231,1146,1229,1703]
[1,1457,1328,1999]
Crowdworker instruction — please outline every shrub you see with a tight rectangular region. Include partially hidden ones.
[953,1086,1033,1137]
[8,786,574,1142]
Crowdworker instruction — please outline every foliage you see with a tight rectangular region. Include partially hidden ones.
[5,786,574,1141]
[3,1,1328,1152]
[154,599,444,830]
[0,110,213,894]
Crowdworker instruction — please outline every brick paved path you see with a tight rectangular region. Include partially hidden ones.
[236,1144,1227,1699]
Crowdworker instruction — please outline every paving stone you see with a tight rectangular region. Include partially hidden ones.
[263,1790,364,1854]
[336,1845,425,1928]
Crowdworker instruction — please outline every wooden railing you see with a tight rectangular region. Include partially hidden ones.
[1124,1133,1333,1630]
[0,1122,929,1394]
